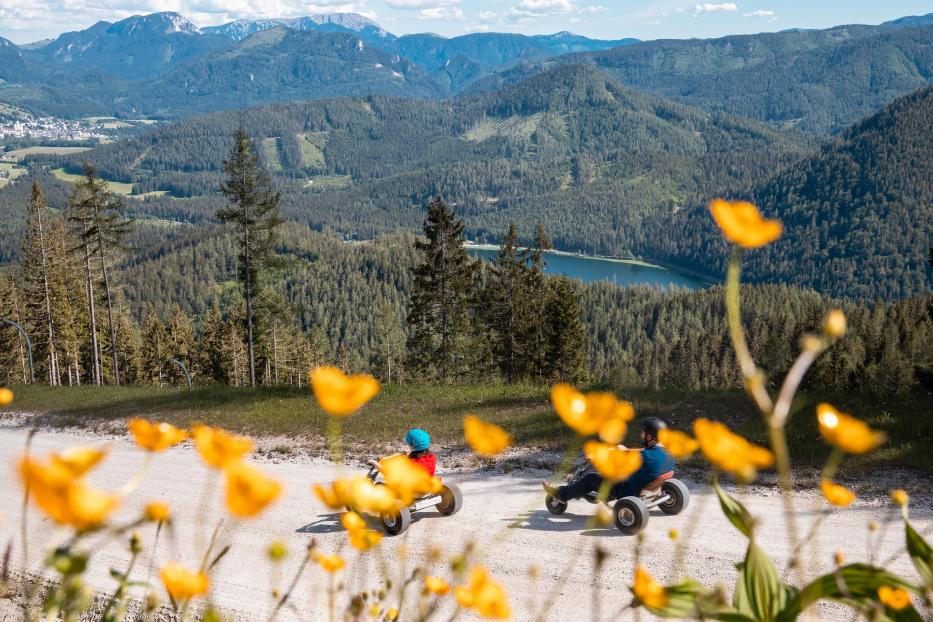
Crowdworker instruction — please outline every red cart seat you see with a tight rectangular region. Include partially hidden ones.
[641,471,674,494]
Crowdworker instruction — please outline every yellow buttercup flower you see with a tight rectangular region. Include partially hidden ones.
[341,510,367,532]
[313,552,346,573]
[877,586,911,610]
[583,441,643,482]
[310,366,380,417]
[817,404,884,454]
[820,480,856,507]
[0,387,13,405]
[224,462,283,518]
[658,429,698,459]
[145,501,171,523]
[550,384,634,443]
[52,446,108,477]
[192,425,253,468]
[632,566,668,609]
[267,540,288,562]
[464,415,512,457]
[313,476,399,513]
[159,562,209,600]
[378,454,442,505]
[424,575,451,595]
[823,310,847,338]
[19,456,118,530]
[709,199,782,248]
[129,419,188,452]
[349,527,383,551]
[454,567,511,620]
[386,608,399,620]
[890,489,909,507]
[693,418,774,482]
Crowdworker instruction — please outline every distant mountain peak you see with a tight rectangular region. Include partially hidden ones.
[203,12,394,42]
[113,12,200,35]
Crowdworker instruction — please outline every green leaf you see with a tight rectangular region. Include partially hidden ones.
[734,541,796,622]
[714,480,755,539]
[784,563,923,621]
[905,521,933,589]
[640,578,707,619]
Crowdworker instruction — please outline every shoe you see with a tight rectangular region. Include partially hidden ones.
[542,481,560,497]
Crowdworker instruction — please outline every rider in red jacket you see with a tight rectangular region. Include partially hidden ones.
[405,428,436,476]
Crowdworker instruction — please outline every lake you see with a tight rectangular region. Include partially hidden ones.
[466,246,711,290]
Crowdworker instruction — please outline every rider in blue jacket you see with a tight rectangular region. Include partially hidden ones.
[544,417,675,502]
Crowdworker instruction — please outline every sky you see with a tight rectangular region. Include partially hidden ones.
[0,0,929,44]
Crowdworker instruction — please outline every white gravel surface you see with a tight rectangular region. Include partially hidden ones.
[0,427,929,621]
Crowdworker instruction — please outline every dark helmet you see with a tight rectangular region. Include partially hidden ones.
[642,417,667,440]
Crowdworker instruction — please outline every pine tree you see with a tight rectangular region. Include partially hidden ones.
[407,197,480,381]
[217,128,283,387]
[20,182,61,385]
[374,300,406,384]
[485,223,532,383]
[141,312,169,386]
[48,218,85,386]
[199,305,229,383]
[66,165,131,386]
[166,305,196,384]
[543,276,587,383]
[526,224,552,379]
[0,275,29,385]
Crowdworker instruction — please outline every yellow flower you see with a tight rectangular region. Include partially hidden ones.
[267,540,288,562]
[550,384,634,443]
[693,418,774,482]
[0,387,13,406]
[378,454,442,505]
[19,456,118,530]
[454,567,511,620]
[386,608,399,620]
[310,366,380,417]
[823,310,847,338]
[129,419,188,452]
[145,501,171,523]
[348,528,383,551]
[424,575,451,595]
[658,429,698,459]
[464,415,511,457]
[159,562,209,601]
[341,510,367,532]
[877,585,911,610]
[313,477,399,514]
[890,489,909,507]
[192,425,253,469]
[313,552,345,573]
[816,404,885,454]
[632,566,668,609]
[583,441,643,482]
[820,480,856,507]
[224,462,283,518]
[709,198,782,248]
[52,446,108,477]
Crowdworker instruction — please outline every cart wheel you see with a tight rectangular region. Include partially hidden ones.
[436,483,463,516]
[381,506,411,536]
[545,494,568,515]
[614,497,648,535]
[659,479,690,515]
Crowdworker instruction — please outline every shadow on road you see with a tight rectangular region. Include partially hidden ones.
[503,509,627,537]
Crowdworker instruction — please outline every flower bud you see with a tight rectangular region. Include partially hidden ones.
[668,528,680,541]
[823,310,847,338]
[267,540,288,562]
[129,531,143,554]
[800,334,823,353]
[833,550,845,566]
[890,489,909,507]
[868,520,880,532]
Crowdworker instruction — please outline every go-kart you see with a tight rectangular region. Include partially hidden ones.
[355,463,463,536]
[544,469,690,535]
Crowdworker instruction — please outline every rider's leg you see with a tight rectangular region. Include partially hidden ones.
[555,472,603,502]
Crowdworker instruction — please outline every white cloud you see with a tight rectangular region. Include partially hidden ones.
[743,9,773,17]
[511,0,578,17]
[577,5,608,14]
[462,22,490,32]
[417,6,463,19]
[693,3,738,14]
[385,0,458,8]
[476,10,497,20]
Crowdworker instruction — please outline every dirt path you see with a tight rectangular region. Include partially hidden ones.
[0,427,929,621]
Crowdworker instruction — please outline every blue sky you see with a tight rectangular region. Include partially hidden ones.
[0,0,928,44]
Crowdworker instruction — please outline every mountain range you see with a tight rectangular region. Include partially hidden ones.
[1,10,929,131]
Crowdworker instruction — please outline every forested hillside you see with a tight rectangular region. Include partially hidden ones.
[642,85,933,301]
[469,22,933,134]
[24,64,810,257]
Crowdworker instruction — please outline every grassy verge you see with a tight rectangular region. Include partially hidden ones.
[2,384,929,476]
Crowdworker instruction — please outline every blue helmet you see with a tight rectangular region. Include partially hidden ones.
[405,428,431,452]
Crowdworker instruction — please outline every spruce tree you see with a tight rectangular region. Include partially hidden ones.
[374,300,406,384]
[199,306,229,383]
[543,276,587,383]
[485,223,532,383]
[407,197,480,381]
[217,128,283,387]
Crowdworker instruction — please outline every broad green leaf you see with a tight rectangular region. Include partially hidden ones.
[905,521,933,589]
[786,563,923,621]
[734,541,795,622]
[714,480,755,539]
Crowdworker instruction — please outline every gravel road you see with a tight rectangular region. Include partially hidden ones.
[0,427,929,621]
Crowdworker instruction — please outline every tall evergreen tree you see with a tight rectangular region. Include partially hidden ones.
[217,128,283,387]
[407,197,480,381]
[374,300,406,384]
[543,276,587,383]
[526,223,553,379]
[485,223,532,383]
[20,182,61,385]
